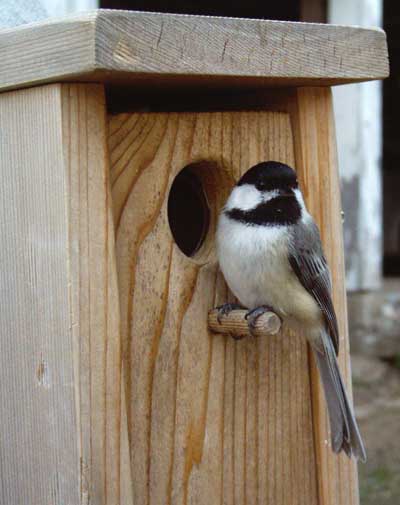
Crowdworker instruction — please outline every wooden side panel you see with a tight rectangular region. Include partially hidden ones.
[290,87,360,505]
[0,84,121,504]
[109,111,318,505]
[0,82,79,505]
[61,84,122,505]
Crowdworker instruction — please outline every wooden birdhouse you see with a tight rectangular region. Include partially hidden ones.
[0,10,388,505]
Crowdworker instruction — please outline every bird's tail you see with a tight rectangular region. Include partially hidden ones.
[312,333,366,462]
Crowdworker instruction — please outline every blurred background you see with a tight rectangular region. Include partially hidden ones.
[1,0,398,503]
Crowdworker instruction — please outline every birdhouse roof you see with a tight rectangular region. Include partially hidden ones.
[0,9,389,93]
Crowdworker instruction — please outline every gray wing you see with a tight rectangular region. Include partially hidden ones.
[288,219,339,355]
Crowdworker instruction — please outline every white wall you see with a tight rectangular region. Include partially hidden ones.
[0,0,47,27]
[329,0,383,291]
[0,0,99,28]
[41,0,98,17]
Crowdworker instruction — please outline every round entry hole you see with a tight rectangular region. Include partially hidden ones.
[168,165,210,258]
[167,161,234,263]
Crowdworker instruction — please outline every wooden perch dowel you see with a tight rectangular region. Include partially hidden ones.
[208,308,281,338]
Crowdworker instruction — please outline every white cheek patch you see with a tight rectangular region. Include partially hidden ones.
[294,188,311,220]
[225,184,262,211]
[294,188,306,210]
[225,185,308,215]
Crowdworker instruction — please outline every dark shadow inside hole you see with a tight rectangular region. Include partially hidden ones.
[168,167,210,257]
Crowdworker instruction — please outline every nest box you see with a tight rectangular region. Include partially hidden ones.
[0,10,388,505]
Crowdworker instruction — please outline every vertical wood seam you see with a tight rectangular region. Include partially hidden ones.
[83,86,94,498]
[103,87,110,503]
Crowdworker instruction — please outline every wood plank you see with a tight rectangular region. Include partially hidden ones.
[109,109,318,505]
[0,81,79,505]
[0,9,388,93]
[0,83,122,504]
[289,87,360,505]
[61,83,122,505]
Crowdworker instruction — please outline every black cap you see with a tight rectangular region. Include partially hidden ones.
[237,161,298,191]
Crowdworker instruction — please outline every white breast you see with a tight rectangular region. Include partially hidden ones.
[216,214,320,326]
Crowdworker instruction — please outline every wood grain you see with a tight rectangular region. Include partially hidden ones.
[0,9,388,93]
[109,109,319,505]
[61,83,122,505]
[289,87,360,505]
[208,308,281,337]
[0,83,121,504]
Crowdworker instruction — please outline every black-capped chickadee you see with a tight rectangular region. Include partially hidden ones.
[216,161,366,461]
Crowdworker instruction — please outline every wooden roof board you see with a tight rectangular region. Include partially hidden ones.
[0,9,389,92]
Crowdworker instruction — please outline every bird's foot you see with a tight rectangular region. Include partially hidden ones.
[245,305,279,337]
[216,303,244,325]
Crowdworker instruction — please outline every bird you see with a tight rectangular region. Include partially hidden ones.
[216,160,366,462]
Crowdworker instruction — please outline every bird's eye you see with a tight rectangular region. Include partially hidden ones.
[256,182,267,191]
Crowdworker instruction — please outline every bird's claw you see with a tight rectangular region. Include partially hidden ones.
[245,305,277,337]
[216,303,243,324]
